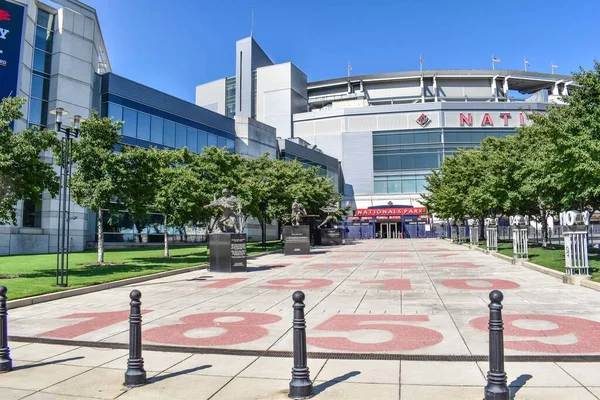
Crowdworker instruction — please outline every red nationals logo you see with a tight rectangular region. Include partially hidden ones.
[0,9,10,22]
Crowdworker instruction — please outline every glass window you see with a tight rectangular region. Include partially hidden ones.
[207,133,218,148]
[197,130,207,152]
[186,127,198,152]
[33,49,51,75]
[401,155,415,170]
[217,136,227,149]
[150,116,164,144]
[388,180,402,193]
[176,124,186,148]
[137,113,151,140]
[108,103,123,122]
[416,178,428,193]
[30,74,49,100]
[386,134,401,145]
[373,155,387,171]
[164,121,175,147]
[374,181,387,193]
[34,26,53,52]
[28,98,47,126]
[122,108,138,137]
[402,179,417,193]
[22,198,41,228]
[373,135,386,146]
[400,133,415,144]
[387,155,401,170]
[37,10,54,30]
[226,139,235,152]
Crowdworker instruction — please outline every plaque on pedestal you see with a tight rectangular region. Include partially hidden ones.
[283,225,310,255]
[320,228,344,246]
[209,233,247,272]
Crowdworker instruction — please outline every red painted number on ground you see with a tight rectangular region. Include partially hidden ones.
[200,278,249,288]
[470,314,600,353]
[441,279,520,290]
[40,310,150,339]
[143,312,281,346]
[360,279,412,290]
[307,315,443,352]
[260,278,334,289]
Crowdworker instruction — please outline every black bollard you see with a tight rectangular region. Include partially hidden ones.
[0,286,12,373]
[124,290,146,387]
[484,290,510,400]
[289,291,313,399]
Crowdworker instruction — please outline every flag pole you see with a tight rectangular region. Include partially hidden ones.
[250,6,254,37]
[524,58,527,72]
[492,55,495,71]
[420,55,422,72]
[347,61,350,77]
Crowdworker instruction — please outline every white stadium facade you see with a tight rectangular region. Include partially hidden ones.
[196,37,571,239]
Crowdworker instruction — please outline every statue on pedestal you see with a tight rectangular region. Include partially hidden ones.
[318,204,340,228]
[205,188,242,233]
[290,198,307,226]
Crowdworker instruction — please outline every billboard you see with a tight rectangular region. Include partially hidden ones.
[0,0,25,101]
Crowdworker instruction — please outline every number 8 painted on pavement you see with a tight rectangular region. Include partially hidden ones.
[143,312,282,346]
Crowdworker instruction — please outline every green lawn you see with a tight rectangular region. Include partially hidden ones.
[478,240,600,282]
[0,241,282,300]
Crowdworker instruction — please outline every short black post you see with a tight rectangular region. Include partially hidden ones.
[289,291,312,399]
[0,286,12,372]
[124,290,146,387]
[484,290,510,400]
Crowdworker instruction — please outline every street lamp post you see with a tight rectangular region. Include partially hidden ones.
[50,108,81,287]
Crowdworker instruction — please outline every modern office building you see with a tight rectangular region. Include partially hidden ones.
[0,0,285,254]
[196,37,572,238]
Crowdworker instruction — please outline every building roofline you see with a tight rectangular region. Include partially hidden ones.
[308,69,572,89]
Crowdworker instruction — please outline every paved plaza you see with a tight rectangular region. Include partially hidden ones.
[3,239,600,399]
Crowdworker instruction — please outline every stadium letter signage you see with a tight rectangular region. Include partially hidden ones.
[355,207,427,217]
[459,112,526,127]
[0,0,25,100]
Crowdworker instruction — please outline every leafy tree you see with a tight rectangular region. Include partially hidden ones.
[69,111,123,263]
[0,97,59,224]
[150,148,205,257]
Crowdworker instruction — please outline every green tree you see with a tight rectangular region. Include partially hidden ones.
[69,111,123,263]
[0,97,59,224]
[150,148,205,257]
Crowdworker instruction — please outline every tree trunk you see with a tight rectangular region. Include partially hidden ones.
[163,213,169,258]
[97,208,104,263]
[540,209,549,248]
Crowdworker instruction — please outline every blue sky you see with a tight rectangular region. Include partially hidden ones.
[86,0,600,103]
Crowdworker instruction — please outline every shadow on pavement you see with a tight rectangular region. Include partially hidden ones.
[313,371,361,394]
[148,365,212,384]
[509,374,532,399]
[13,356,85,371]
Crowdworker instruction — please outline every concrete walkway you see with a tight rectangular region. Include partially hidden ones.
[3,239,600,398]
[2,342,600,399]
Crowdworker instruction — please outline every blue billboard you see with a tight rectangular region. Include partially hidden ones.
[0,0,25,101]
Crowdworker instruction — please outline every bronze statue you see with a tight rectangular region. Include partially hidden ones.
[204,188,242,233]
[290,198,307,226]
[318,204,340,228]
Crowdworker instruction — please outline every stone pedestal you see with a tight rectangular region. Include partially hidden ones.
[320,228,344,246]
[284,226,310,255]
[209,233,247,273]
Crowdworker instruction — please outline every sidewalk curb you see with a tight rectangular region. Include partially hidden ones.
[7,248,282,310]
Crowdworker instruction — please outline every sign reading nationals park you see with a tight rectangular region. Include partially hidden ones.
[355,207,427,217]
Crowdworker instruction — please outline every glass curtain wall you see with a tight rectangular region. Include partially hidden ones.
[373,128,515,194]
[29,9,54,128]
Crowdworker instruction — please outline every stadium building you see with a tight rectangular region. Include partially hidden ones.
[196,38,572,238]
[0,0,573,253]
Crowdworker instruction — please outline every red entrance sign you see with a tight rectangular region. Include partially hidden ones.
[355,207,427,217]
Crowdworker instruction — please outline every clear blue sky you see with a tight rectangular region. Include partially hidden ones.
[85,0,600,103]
